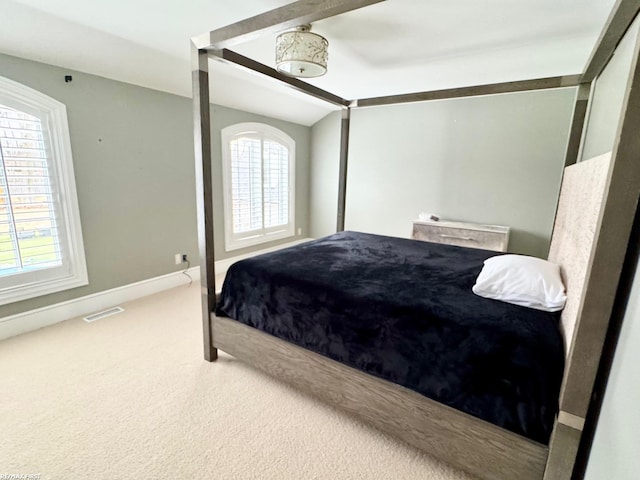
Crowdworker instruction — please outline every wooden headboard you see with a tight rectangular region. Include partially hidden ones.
[548,152,612,357]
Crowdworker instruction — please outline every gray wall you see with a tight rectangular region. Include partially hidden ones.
[309,111,341,239]
[210,104,311,261]
[581,16,640,161]
[310,89,575,258]
[0,53,198,317]
[0,53,310,317]
[584,254,640,480]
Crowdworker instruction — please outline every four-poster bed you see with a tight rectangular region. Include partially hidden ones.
[191,1,640,479]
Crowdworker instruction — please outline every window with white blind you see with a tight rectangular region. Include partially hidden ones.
[0,76,87,305]
[221,123,295,251]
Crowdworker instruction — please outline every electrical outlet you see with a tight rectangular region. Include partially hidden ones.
[174,253,187,265]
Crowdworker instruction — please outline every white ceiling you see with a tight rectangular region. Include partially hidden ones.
[0,0,617,126]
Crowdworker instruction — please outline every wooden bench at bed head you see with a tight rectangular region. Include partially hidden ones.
[547,151,612,359]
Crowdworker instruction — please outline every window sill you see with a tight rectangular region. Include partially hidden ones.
[0,271,88,306]
[225,229,295,252]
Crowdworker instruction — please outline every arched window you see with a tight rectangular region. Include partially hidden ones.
[0,75,87,304]
[221,122,295,251]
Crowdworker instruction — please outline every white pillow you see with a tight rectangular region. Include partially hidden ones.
[472,254,567,312]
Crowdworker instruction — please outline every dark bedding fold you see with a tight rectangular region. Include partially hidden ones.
[217,231,564,443]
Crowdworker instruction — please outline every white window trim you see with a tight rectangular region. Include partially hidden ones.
[221,122,296,252]
[0,75,88,305]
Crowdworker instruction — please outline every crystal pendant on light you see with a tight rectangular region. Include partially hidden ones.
[275,25,328,78]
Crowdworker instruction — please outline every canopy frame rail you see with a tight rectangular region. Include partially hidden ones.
[192,0,386,52]
[582,0,640,82]
[209,49,349,107]
[354,75,582,107]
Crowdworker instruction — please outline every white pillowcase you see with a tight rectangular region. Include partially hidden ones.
[472,254,567,312]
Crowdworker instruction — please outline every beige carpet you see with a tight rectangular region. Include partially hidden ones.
[0,283,477,480]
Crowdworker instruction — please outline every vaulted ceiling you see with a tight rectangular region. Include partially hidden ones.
[1,0,617,125]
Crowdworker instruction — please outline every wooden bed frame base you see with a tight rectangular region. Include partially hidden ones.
[212,314,548,480]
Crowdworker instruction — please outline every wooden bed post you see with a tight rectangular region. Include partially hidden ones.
[563,82,591,167]
[191,45,217,362]
[191,1,381,360]
[544,13,640,479]
[337,107,351,232]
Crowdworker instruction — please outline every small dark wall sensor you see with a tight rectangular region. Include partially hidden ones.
[64,75,72,83]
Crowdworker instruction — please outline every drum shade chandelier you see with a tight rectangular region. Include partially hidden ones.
[275,25,328,78]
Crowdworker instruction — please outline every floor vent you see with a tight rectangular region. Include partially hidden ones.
[83,307,125,323]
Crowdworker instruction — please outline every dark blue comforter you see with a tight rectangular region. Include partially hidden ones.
[217,231,564,443]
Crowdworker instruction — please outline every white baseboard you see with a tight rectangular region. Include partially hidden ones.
[1,238,314,341]
[0,266,200,341]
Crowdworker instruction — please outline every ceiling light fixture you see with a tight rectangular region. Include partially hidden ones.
[275,25,328,78]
